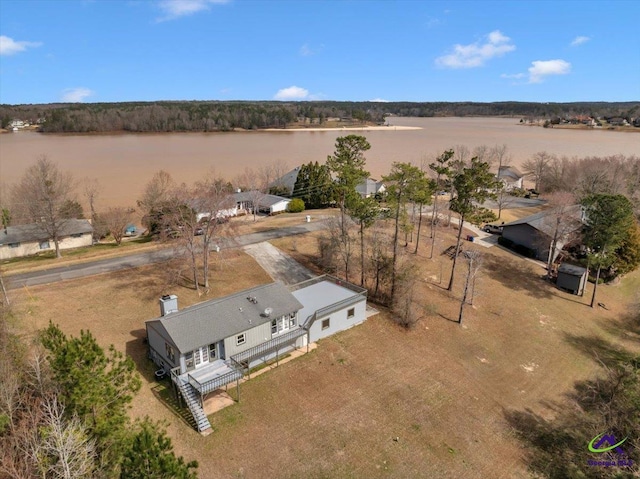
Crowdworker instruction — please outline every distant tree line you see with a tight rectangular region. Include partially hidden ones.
[1,100,638,133]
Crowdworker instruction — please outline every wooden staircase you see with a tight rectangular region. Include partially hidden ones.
[177,380,212,436]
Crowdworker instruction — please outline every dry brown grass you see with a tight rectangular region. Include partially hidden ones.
[7,216,640,478]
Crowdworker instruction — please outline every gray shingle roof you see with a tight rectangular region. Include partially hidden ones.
[0,219,93,245]
[232,191,290,208]
[502,205,583,237]
[146,282,303,353]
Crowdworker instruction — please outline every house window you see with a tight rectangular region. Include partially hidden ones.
[165,343,175,362]
[347,308,355,319]
[39,241,50,250]
[321,318,330,330]
[185,352,194,370]
[70,233,83,238]
[209,343,217,360]
[8,242,20,248]
[236,333,246,346]
[289,313,297,328]
[271,319,278,334]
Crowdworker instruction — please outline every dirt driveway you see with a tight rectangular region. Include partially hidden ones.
[243,241,315,285]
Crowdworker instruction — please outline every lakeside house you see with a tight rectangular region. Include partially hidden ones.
[356,178,386,198]
[146,275,368,433]
[496,166,524,191]
[193,191,291,222]
[0,219,93,260]
[500,206,584,262]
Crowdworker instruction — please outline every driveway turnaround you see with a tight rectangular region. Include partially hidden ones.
[243,242,315,285]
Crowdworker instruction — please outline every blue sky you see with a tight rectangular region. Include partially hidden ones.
[1,0,639,104]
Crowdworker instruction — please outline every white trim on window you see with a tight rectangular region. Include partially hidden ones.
[236,333,246,346]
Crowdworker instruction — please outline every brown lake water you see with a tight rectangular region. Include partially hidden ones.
[1,117,638,208]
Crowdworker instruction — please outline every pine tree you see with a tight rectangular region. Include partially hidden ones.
[447,158,499,292]
[40,323,141,462]
[120,418,198,479]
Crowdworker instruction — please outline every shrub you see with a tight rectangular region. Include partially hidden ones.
[287,198,305,213]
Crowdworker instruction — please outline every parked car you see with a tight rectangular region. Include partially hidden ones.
[482,224,503,234]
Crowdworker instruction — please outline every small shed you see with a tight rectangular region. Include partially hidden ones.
[556,263,587,296]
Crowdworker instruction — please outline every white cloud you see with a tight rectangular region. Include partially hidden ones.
[435,30,515,68]
[61,87,94,102]
[0,35,42,56]
[157,0,229,21]
[369,98,389,102]
[299,43,324,56]
[528,59,571,83]
[570,35,590,46]
[500,73,526,79]
[300,44,312,56]
[274,86,309,100]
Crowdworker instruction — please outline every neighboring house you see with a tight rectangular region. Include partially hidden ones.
[501,206,584,262]
[146,276,367,433]
[232,191,291,215]
[496,166,524,191]
[0,219,93,260]
[356,178,386,198]
[192,191,291,222]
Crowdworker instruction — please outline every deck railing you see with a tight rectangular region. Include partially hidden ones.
[187,368,244,395]
[231,327,307,365]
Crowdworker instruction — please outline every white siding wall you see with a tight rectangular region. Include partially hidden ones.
[308,299,367,343]
[270,200,290,214]
[0,233,92,260]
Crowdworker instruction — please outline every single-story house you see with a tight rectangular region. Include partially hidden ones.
[500,205,584,262]
[496,166,524,191]
[232,191,291,215]
[192,191,291,222]
[0,219,93,260]
[146,276,367,433]
[356,178,386,198]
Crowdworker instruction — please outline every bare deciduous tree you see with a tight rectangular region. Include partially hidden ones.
[12,156,76,258]
[102,207,133,245]
[491,143,511,174]
[193,175,235,290]
[236,167,265,221]
[522,151,553,192]
[82,178,101,241]
[137,170,175,219]
[540,192,581,279]
[458,250,483,324]
[40,397,96,479]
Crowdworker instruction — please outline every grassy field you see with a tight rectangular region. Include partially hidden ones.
[7,211,640,478]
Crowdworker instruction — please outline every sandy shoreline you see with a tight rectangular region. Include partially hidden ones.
[263,125,422,132]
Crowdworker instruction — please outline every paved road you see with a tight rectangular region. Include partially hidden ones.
[5,220,327,290]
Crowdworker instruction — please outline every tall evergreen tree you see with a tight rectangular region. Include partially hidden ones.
[582,194,636,307]
[447,158,499,292]
[429,150,453,258]
[326,135,370,236]
[40,323,141,464]
[382,162,426,303]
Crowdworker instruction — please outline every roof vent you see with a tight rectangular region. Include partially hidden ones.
[246,296,258,304]
[262,307,273,317]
